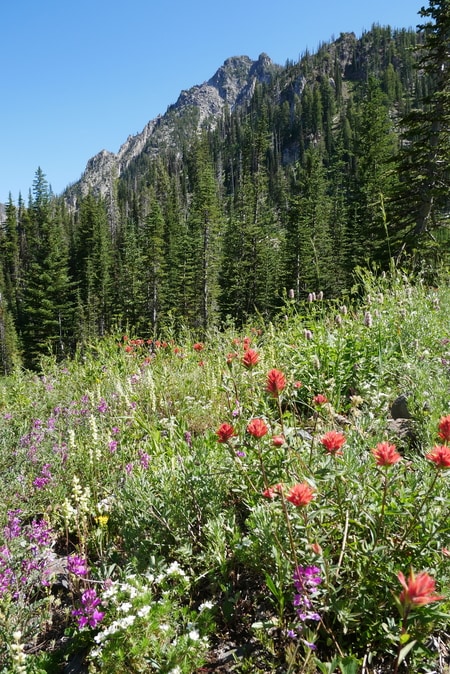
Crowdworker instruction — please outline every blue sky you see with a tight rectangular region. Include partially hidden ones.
[1,0,423,203]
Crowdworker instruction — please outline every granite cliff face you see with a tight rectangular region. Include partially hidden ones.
[65,54,280,205]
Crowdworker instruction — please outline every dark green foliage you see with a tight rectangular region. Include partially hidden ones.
[72,193,114,339]
[395,0,450,264]
[0,263,20,374]
[19,170,75,367]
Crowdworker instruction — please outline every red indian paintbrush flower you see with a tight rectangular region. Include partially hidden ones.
[320,430,346,455]
[242,348,260,368]
[286,482,315,507]
[192,342,204,352]
[371,442,402,467]
[437,414,450,443]
[247,418,268,438]
[397,569,444,612]
[216,423,236,443]
[272,435,285,447]
[266,369,286,396]
[262,483,283,499]
[313,394,328,405]
[425,444,450,469]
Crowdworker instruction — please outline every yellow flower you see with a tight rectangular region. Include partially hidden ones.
[96,515,109,528]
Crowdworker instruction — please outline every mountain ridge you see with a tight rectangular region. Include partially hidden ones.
[65,53,281,206]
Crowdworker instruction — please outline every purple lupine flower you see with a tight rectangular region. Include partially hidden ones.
[97,399,108,414]
[138,450,150,469]
[0,567,15,597]
[47,417,57,430]
[33,463,52,490]
[303,640,317,650]
[72,587,104,629]
[4,510,22,540]
[108,440,118,453]
[67,555,89,577]
[292,565,322,629]
[27,518,54,547]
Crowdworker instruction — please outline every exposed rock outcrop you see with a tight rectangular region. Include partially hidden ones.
[65,54,280,206]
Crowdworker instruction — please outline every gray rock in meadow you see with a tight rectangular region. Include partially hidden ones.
[389,393,412,420]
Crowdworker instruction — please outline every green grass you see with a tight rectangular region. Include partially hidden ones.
[0,268,449,673]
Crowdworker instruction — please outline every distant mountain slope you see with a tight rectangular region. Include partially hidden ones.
[65,53,281,206]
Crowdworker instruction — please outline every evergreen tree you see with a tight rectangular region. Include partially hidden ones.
[0,263,21,373]
[140,189,167,331]
[395,0,450,259]
[184,136,222,330]
[0,196,20,320]
[283,148,334,297]
[114,213,145,330]
[346,77,399,270]
[73,193,113,339]
[20,170,74,367]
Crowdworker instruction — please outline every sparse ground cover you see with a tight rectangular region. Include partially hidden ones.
[0,268,449,673]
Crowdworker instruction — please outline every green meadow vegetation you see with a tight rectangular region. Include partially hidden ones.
[0,268,449,673]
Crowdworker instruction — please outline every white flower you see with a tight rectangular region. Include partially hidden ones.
[137,605,151,617]
[166,561,187,577]
[119,602,132,613]
[188,629,200,641]
[198,601,214,612]
[119,615,135,629]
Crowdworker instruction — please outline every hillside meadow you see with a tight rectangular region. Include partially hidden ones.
[0,268,449,673]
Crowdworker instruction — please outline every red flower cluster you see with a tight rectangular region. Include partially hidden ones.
[438,414,450,443]
[272,435,285,447]
[262,483,283,499]
[242,336,252,350]
[193,342,204,352]
[397,569,444,610]
[216,423,236,443]
[313,394,328,405]
[426,444,450,469]
[247,418,268,438]
[266,369,286,396]
[286,482,315,507]
[242,348,260,368]
[320,430,346,455]
[371,442,402,467]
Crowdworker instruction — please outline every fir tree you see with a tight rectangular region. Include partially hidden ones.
[20,170,74,367]
[396,0,450,261]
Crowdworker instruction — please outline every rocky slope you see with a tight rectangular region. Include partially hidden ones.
[65,53,280,206]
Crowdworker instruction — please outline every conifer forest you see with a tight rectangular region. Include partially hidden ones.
[0,14,449,372]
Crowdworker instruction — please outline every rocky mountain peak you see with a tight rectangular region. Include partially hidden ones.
[65,54,280,204]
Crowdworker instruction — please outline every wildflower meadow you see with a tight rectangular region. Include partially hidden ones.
[0,269,449,673]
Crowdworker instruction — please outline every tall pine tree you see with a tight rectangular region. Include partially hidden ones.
[395,0,450,261]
